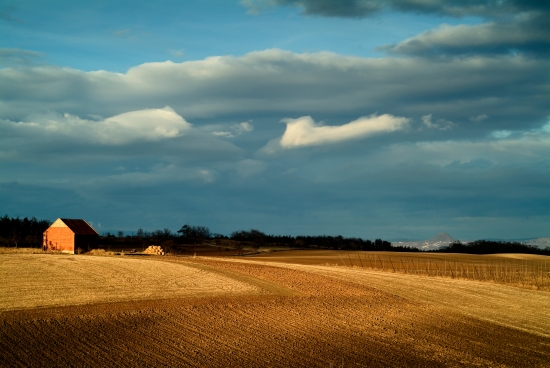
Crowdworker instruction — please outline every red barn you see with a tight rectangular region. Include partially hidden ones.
[43,218,98,254]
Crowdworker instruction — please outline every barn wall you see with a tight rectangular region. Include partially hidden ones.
[43,228,75,253]
[74,234,98,253]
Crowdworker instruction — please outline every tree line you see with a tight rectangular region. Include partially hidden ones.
[100,225,550,255]
[0,215,51,248]
[1,215,548,255]
[436,240,550,256]
[230,230,419,252]
[96,226,550,255]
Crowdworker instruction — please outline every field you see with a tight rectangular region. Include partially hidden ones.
[0,254,263,311]
[1,250,549,367]
[242,251,550,336]
[253,250,550,290]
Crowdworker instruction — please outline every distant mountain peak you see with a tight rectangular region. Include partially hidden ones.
[428,232,455,243]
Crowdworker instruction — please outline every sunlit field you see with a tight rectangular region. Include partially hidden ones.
[252,250,550,290]
[1,251,549,367]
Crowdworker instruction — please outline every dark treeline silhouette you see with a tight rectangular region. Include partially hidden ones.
[1,216,548,255]
[436,240,550,256]
[228,229,419,251]
[0,215,51,248]
[178,225,212,243]
[296,236,420,252]
[99,228,176,248]
[93,228,550,256]
[97,226,415,252]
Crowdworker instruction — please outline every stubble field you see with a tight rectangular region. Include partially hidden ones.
[1,251,549,367]
[0,254,263,311]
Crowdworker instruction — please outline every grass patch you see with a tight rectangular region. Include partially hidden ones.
[86,249,117,256]
[0,247,62,255]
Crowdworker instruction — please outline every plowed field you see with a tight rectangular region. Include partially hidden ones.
[1,253,549,367]
[229,251,550,337]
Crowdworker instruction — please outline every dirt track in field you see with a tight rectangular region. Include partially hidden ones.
[1,254,549,367]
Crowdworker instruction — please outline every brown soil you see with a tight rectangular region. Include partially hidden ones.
[222,256,550,337]
[1,255,549,367]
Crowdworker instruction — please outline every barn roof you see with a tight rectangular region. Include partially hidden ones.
[59,218,98,235]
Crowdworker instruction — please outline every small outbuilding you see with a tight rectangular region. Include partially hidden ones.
[43,218,98,254]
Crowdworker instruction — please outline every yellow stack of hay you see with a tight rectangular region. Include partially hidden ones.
[143,245,164,255]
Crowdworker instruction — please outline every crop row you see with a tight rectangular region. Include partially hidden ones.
[337,253,550,291]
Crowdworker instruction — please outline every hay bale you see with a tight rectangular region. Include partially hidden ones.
[143,245,164,255]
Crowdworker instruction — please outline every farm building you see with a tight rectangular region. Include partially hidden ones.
[43,218,98,254]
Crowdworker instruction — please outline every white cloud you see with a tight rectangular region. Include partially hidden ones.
[3,106,192,145]
[421,114,455,131]
[469,114,488,123]
[376,131,550,168]
[211,121,253,138]
[212,131,234,138]
[97,107,191,143]
[1,49,546,134]
[233,121,253,134]
[491,130,512,139]
[278,114,409,148]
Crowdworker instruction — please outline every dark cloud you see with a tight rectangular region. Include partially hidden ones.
[0,182,90,220]
[4,127,548,238]
[270,0,382,18]
[0,48,45,68]
[249,1,550,59]
[1,49,549,238]
[379,12,550,57]
[246,0,549,18]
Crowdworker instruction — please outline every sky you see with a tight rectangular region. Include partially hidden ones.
[1,0,549,240]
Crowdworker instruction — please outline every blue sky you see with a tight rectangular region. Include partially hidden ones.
[1,1,482,71]
[1,0,549,239]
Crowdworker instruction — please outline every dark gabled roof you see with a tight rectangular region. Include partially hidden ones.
[60,219,98,235]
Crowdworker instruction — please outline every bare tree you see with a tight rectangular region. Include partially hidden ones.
[235,242,244,256]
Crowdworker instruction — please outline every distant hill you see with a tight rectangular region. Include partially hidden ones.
[393,232,461,251]
[392,234,550,251]
[427,233,455,243]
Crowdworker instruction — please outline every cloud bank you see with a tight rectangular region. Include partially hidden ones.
[248,0,550,66]
[379,13,550,57]
[243,0,549,18]
[2,0,549,240]
[2,49,547,136]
